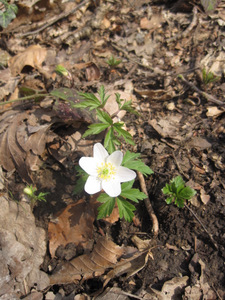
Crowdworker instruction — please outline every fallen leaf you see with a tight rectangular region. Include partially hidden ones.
[9,45,47,76]
[48,199,97,258]
[200,188,210,205]
[150,276,189,300]
[49,236,125,285]
[85,62,101,81]
[206,106,224,117]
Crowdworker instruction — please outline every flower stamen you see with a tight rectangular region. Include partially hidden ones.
[97,162,116,181]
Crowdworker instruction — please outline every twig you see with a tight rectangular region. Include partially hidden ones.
[16,0,91,37]
[171,150,189,180]
[137,171,159,237]
[167,6,198,43]
[111,43,156,72]
[178,74,225,106]
[184,204,218,250]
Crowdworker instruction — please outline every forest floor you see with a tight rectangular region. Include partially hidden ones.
[0,0,225,299]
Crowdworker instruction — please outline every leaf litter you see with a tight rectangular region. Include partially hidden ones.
[0,0,225,299]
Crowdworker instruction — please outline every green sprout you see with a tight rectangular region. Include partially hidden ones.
[106,55,122,67]
[24,185,49,208]
[0,0,18,28]
[55,64,72,80]
[162,176,196,208]
[202,68,219,85]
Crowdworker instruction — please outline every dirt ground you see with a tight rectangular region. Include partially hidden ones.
[0,0,225,299]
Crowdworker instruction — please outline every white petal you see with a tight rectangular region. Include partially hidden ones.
[102,180,121,197]
[107,151,123,167]
[79,157,98,176]
[94,143,108,161]
[84,176,101,194]
[115,166,136,182]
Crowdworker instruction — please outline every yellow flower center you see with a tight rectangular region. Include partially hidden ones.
[97,162,116,181]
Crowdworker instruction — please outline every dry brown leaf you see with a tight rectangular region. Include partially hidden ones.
[0,109,54,182]
[49,236,125,285]
[206,106,224,118]
[135,87,175,101]
[25,124,51,155]
[140,14,164,30]
[103,204,119,224]
[150,276,189,300]
[200,188,210,205]
[85,62,101,81]
[103,248,150,288]
[9,45,47,76]
[149,117,182,140]
[6,113,32,183]
[48,199,97,258]
[95,287,129,300]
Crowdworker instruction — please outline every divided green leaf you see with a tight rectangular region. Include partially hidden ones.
[82,123,109,138]
[113,122,135,146]
[121,180,147,203]
[117,197,136,222]
[97,194,116,219]
[122,151,153,176]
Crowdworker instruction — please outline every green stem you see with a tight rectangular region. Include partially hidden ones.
[0,93,48,106]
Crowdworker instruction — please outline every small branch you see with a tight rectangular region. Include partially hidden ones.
[16,0,91,37]
[184,204,218,250]
[178,74,225,106]
[167,6,198,43]
[137,171,159,237]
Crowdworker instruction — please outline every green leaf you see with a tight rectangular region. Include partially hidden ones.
[0,3,18,28]
[172,176,185,190]
[82,123,109,138]
[97,194,116,219]
[73,99,101,110]
[174,198,185,208]
[104,127,116,153]
[179,186,197,200]
[120,180,147,203]
[162,184,171,195]
[117,197,135,222]
[96,109,113,125]
[165,196,174,205]
[122,151,140,164]
[121,188,147,203]
[98,85,110,106]
[115,93,122,108]
[73,91,101,110]
[113,123,135,145]
[162,176,197,208]
[50,88,75,101]
[122,151,153,176]
[121,100,139,116]
[73,166,89,195]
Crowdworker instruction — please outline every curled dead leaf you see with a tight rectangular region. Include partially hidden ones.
[49,236,125,285]
[48,199,97,258]
[9,45,47,76]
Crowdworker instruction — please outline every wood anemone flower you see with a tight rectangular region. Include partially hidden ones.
[79,143,136,197]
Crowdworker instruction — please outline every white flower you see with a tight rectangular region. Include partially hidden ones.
[79,143,136,197]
